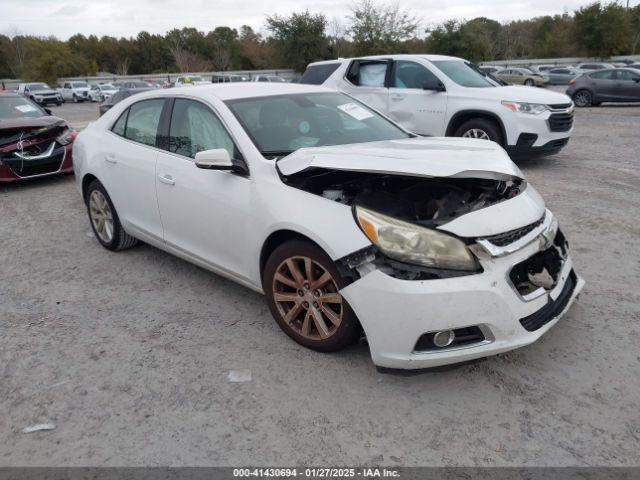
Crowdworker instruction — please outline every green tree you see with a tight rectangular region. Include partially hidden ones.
[574,1,631,57]
[266,10,329,72]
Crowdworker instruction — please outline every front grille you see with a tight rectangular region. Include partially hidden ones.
[548,112,574,132]
[1,143,65,177]
[519,270,577,331]
[547,103,572,110]
[480,213,545,247]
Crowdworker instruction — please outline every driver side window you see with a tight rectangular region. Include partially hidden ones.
[168,99,235,159]
[392,61,439,89]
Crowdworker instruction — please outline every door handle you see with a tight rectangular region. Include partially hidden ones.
[104,154,117,164]
[158,174,175,186]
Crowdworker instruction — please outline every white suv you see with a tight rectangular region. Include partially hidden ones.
[302,55,575,157]
[58,81,91,103]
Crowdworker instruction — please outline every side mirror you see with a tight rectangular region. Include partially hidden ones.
[423,80,446,92]
[195,148,238,171]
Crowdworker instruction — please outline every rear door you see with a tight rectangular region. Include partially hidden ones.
[387,59,447,136]
[340,59,391,114]
[100,98,166,240]
[589,70,617,99]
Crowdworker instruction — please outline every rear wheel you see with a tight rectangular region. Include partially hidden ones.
[455,118,503,145]
[524,79,534,86]
[86,180,138,251]
[573,89,592,107]
[263,240,360,352]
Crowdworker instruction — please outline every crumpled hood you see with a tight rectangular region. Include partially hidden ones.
[277,137,524,181]
[479,85,572,104]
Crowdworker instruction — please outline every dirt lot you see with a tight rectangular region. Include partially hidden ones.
[1,100,639,467]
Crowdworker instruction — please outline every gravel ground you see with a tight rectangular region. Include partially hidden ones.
[1,100,639,467]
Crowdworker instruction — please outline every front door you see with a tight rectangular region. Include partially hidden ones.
[339,59,391,114]
[155,98,253,280]
[387,60,448,136]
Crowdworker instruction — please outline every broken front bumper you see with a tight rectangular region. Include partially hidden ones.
[340,211,584,369]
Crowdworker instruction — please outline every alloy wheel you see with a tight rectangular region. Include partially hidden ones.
[574,91,591,107]
[89,190,114,243]
[462,128,490,140]
[272,256,343,340]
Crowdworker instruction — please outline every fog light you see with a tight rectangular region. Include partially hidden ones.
[433,330,455,348]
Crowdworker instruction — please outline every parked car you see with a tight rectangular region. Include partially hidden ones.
[303,55,575,157]
[627,63,640,70]
[175,76,208,87]
[478,65,501,74]
[495,68,547,86]
[17,83,63,106]
[98,87,153,116]
[0,92,75,182]
[575,63,616,73]
[212,74,249,83]
[546,67,582,85]
[58,81,91,102]
[252,74,287,82]
[89,83,119,103]
[116,81,153,90]
[73,83,584,369]
[530,65,557,73]
[567,68,640,107]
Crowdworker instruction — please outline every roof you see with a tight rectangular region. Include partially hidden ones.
[129,82,336,102]
[308,54,464,67]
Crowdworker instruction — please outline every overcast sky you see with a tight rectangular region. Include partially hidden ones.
[1,0,638,39]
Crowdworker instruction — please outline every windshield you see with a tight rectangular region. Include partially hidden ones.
[432,61,495,88]
[226,92,411,156]
[0,96,45,119]
[73,82,88,88]
[28,83,50,91]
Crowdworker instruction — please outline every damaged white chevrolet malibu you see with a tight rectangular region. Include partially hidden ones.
[73,83,584,369]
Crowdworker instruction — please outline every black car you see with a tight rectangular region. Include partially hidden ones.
[98,87,153,116]
[566,68,640,107]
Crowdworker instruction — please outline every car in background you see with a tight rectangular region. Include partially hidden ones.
[495,68,547,86]
[175,75,208,87]
[546,67,582,85]
[98,87,153,116]
[567,68,640,107]
[89,83,119,103]
[575,63,616,73]
[58,81,91,103]
[530,65,558,73]
[212,74,249,83]
[479,65,501,75]
[17,83,63,106]
[628,63,640,70]
[252,74,287,82]
[116,81,153,90]
[0,92,75,182]
[304,54,574,158]
[72,83,583,369]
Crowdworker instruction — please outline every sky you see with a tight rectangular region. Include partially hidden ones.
[1,0,638,39]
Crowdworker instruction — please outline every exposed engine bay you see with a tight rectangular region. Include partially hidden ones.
[282,167,524,229]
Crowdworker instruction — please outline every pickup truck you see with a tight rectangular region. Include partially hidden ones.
[58,81,91,103]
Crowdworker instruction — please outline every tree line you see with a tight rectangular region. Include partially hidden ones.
[1,0,639,85]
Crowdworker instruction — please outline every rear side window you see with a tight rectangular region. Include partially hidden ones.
[299,63,341,85]
[590,70,614,80]
[168,99,235,159]
[346,60,389,87]
[112,99,164,146]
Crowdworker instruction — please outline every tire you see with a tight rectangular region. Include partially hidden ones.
[263,240,360,352]
[573,89,592,107]
[72,94,78,103]
[524,79,534,86]
[454,118,503,145]
[85,180,138,252]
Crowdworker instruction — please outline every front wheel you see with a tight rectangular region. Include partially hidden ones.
[86,180,138,251]
[72,94,78,103]
[454,118,503,145]
[263,240,360,352]
[524,79,534,86]
[573,90,592,107]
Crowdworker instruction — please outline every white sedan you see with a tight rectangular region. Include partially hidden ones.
[73,83,584,369]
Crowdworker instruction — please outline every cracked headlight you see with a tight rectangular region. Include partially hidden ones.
[501,101,547,114]
[56,128,76,145]
[355,206,480,271]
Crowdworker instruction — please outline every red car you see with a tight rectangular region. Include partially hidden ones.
[0,92,76,182]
